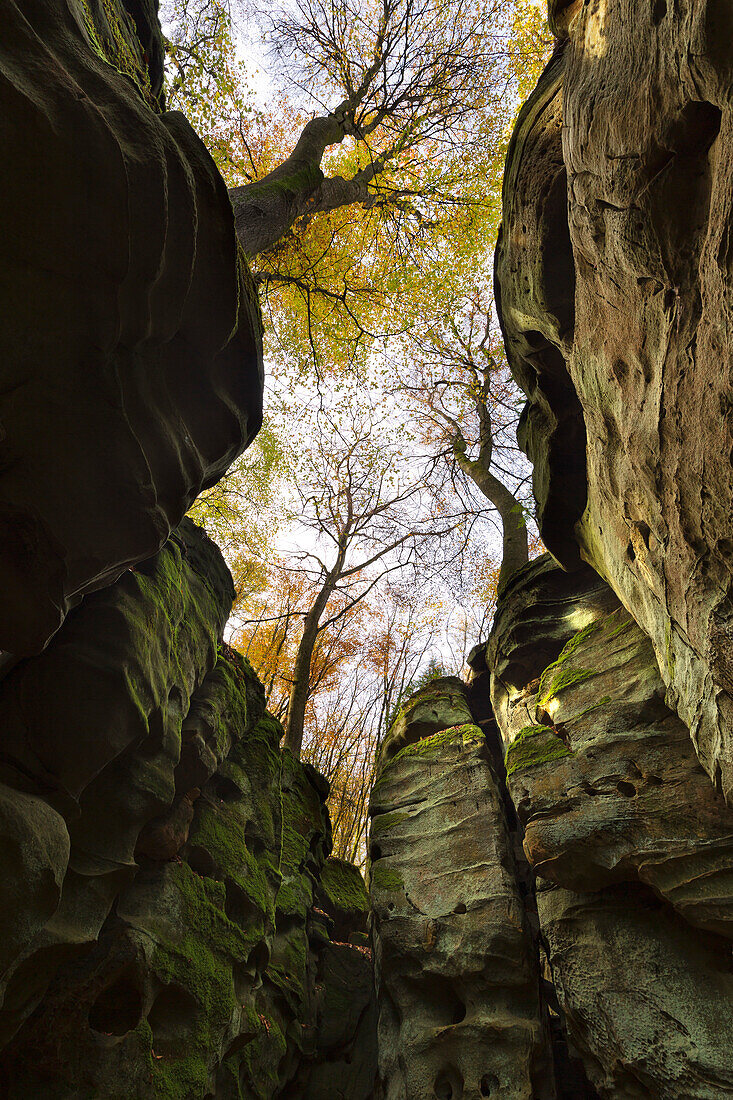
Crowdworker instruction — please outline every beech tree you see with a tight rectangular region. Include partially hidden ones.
[162,0,551,370]
[273,405,454,757]
[398,286,534,594]
[227,0,508,257]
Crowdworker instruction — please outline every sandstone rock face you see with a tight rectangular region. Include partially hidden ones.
[0,556,376,1097]
[0,518,233,1046]
[315,856,370,944]
[379,676,473,766]
[538,882,733,1099]
[490,556,733,1094]
[496,0,733,798]
[0,0,263,658]
[369,709,554,1100]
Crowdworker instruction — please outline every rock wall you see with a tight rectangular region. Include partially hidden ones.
[368,680,557,1100]
[1,0,263,660]
[0,523,377,1097]
[496,0,733,799]
[0,2,378,1094]
[489,556,733,1096]
[5,0,733,1092]
[375,0,733,1061]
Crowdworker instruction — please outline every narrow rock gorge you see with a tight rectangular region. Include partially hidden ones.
[2,0,733,1095]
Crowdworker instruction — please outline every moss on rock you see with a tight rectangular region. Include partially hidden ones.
[385,723,485,771]
[505,725,573,777]
[371,865,404,892]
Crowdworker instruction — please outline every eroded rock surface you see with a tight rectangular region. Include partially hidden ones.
[0,0,263,658]
[489,556,733,1094]
[369,690,554,1100]
[496,0,733,798]
[538,881,733,1099]
[0,518,232,1046]
[0,561,376,1098]
[379,675,473,766]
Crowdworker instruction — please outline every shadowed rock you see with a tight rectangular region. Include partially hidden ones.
[369,715,555,1100]
[0,0,263,659]
[490,556,733,1092]
[496,0,733,799]
[538,881,733,1098]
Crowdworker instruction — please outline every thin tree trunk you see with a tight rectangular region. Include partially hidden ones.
[283,557,344,756]
[453,451,529,594]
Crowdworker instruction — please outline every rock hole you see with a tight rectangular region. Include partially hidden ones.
[247,939,270,975]
[627,542,636,562]
[646,774,663,786]
[225,881,259,929]
[651,0,666,22]
[611,358,628,383]
[370,842,383,862]
[668,101,722,157]
[617,780,637,797]
[481,1074,500,1096]
[434,1067,463,1100]
[434,1076,453,1100]
[210,773,241,802]
[453,903,467,914]
[88,969,143,1036]
[522,329,546,351]
[407,975,466,1028]
[187,845,216,878]
[244,822,266,856]
[147,983,199,1056]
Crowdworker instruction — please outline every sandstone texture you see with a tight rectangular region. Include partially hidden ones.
[490,556,733,1094]
[369,679,555,1100]
[0,534,376,1097]
[0,518,232,1047]
[538,881,733,1098]
[497,0,733,799]
[0,0,263,659]
[379,675,474,766]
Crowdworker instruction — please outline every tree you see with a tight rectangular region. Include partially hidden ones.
[397,284,535,594]
[238,579,441,863]
[227,0,509,258]
[272,401,456,757]
[162,0,551,374]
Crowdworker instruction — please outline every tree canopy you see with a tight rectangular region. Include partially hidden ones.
[161,0,552,818]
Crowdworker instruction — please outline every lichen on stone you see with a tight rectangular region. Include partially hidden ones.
[537,623,602,705]
[75,0,157,108]
[319,858,369,919]
[371,811,411,835]
[370,865,404,892]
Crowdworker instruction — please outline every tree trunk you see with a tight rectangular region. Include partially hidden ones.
[455,455,529,594]
[283,575,337,757]
[228,109,381,257]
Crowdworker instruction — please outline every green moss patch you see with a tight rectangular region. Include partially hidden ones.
[385,723,484,771]
[319,857,369,917]
[537,623,601,706]
[371,811,411,835]
[76,0,157,108]
[505,725,573,777]
[371,865,404,892]
[149,863,253,1098]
